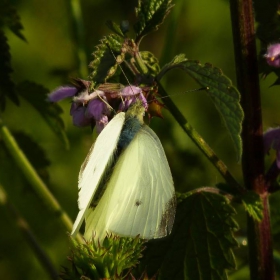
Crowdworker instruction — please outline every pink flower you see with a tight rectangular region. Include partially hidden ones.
[264,127,280,168]
[118,86,148,111]
[48,80,147,132]
[264,44,280,67]
[48,86,77,102]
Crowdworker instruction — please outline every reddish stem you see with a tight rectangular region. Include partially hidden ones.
[229,0,275,279]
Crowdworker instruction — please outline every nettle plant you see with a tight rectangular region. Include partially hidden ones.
[1,0,280,279]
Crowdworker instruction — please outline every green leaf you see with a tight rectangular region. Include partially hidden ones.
[215,183,239,196]
[157,55,244,161]
[269,191,280,247]
[0,0,26,41]
[105,20,126,37]
[16,81,69,147]
[0,30,18,110]
[89,34,123,86]
[134,0,174,43]
[139,191,238,279]
[241,191,263,222]
[159,191,238,280]
[140,51,160,76]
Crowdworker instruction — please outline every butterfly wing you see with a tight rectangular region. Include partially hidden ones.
[71,112,125,236]
[84,125,175,241]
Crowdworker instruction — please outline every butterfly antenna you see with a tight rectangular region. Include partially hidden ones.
[153,87,209,103]
[96,91,114,112]
[107,45,137,102]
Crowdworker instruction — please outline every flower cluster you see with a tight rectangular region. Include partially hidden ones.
[264,43,280,68]
[48,79,148,133]
[60,235,145,280]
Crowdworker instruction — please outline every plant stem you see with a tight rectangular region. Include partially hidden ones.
[157,82,245,194]
[160,0,185,65]
[69,0,88,78]
[0,118,83,243]
[0,184,58,280]
[229,0,274,279]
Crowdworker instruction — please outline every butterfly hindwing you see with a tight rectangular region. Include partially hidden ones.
[84,124,175,241]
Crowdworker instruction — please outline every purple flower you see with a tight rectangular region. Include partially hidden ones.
[73,90,105,105]
[85,98,110,132]
[48,86,77,102]
[48,82,107,129]
[118,86,148,111]
[70,104,92,127]
[48,81,147,133]
[264,127,280,168]
[264,44,280,67]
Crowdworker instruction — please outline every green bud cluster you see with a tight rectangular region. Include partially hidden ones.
[60,234,146,280]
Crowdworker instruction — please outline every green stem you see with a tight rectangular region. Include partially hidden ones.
[160,0,185,65]
[69,0,88,78]
[229,0,274,279]
[157,82,245,194]
[0,184,58,280]
[0,118,83,243]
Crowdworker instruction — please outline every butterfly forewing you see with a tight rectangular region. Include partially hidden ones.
[71,112,125,236]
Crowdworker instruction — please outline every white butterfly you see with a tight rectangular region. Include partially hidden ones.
[71,99,176,243]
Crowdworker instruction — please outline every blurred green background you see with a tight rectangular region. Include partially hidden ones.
[1,0,280,279]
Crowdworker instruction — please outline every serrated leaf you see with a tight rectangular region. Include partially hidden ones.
[241,191,263,221]
[0,30,18,110]
[140,51,160,76]
[105,20,125,37]
[89,34,123,86]
[0,0,26,41]
[269,191,280,247]
[134,0,174,43]
[16,81,69,147]
[158,191,238,280]
[157,55,244,161]
[139,192,238,279]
